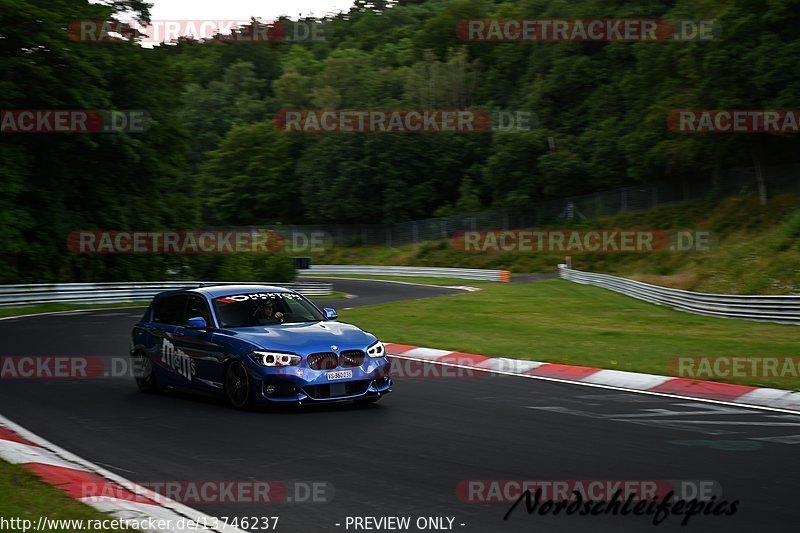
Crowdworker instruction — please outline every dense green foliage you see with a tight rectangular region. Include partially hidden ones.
[2,0,799,282]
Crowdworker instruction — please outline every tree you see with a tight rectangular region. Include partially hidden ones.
[199,122,296,224]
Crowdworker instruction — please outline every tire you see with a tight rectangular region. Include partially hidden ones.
[133,351,160,393]
[225,361,252,409]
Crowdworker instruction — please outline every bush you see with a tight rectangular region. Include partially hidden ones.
[217,254,296,283]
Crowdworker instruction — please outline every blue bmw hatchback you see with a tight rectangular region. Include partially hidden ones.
[130,285,392,408]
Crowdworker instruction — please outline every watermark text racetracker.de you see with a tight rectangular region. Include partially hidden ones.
[670,356,800,379]
[274,109,536,133]
[69,19,330,45]
[457,19,720,42]
[0,356,107,379]
[452,229,714,253]
[668,110,800,133]
[81,479,333,504]
[458,479,738,526]
[388,356,488,381]
[0,355,505,381]
[0,355,163,380]
[1,110,149,133]
[66,230,330,254]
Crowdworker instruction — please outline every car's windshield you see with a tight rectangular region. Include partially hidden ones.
[212,292,324,328]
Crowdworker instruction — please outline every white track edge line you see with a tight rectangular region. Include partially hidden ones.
[387,354,800,415]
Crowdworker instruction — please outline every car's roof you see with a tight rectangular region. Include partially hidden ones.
[155,284,295,299]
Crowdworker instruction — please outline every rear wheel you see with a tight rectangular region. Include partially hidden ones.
[133,352,160,393]
[225,361,251,409]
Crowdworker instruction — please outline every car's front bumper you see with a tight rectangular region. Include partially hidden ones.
[248,357,392,404]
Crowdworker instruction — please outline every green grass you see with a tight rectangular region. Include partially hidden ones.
[0,302,147,319]
[340,279,800,390]
[309,193,800,295]
[0,460,136,532]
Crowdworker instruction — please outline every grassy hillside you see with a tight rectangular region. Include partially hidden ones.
[309,194,800,295]
[340,279,800,390]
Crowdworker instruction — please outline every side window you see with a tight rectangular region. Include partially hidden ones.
[152,295,188,325]
[185,295,212,326]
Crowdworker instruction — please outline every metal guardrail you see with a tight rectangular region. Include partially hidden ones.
[305,265,511,282]
[559,266,800,325]
[0,281,334,308]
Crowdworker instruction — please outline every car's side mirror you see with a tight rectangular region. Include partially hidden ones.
[323,308,338,320]
[185,316,209,329]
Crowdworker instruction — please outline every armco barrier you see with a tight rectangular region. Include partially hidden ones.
[0,281,333,308]
[559,265,800,325]
[305,265,511,282]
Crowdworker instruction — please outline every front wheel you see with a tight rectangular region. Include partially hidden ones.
[225,361,252,409]
[133,352,160,393]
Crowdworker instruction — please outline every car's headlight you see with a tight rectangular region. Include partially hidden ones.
[250,351,301,367]
[367,341,385,358]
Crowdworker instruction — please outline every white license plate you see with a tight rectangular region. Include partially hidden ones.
[326,370,353,381]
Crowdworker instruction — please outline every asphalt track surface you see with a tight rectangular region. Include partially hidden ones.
[0,278,797,533]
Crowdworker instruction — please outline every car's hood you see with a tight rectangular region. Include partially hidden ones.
[218,321,378,355]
